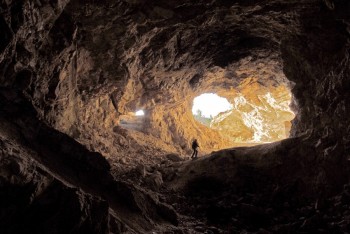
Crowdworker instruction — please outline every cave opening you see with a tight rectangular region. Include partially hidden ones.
[192,93,232,127]
[135,110,145,116]
[192,84,296,145]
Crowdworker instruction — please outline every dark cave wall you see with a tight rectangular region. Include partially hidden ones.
[282,1,350,155]
[280,1,350,192]
[0,1,123,158]
[0,0,79,125]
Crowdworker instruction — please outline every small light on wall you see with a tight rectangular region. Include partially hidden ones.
[135,110,145,116]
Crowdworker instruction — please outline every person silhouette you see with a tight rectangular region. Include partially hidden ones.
[191,139,199,159]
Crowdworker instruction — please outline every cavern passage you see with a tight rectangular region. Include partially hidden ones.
[1,0,350,233]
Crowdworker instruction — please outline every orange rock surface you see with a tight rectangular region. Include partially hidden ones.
[210,83,295,143]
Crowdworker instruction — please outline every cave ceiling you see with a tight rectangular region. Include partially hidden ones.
[63,0,302,109]
[1,0,349,156]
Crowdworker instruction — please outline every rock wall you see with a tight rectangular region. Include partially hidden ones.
[1,0,329,157]
[0,141,109,234]
[282,1,350,160]
[0,89,178,233]
[211,83,295,143]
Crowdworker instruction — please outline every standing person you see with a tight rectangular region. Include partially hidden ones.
[191,139,199,159]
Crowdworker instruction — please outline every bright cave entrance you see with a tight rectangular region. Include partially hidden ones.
[135,110,145,116]
[192,93,232,125]
[192,87,296,144]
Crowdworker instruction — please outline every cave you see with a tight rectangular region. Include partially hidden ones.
[1,0,350,233]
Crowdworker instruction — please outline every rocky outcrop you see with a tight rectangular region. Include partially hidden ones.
[282,1,350,142]
[210,83,295,143]
[0,146,109,234]
[0,89,178,233]
[162,141,350,233]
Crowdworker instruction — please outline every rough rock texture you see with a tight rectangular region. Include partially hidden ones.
[210,83,295,143]
[1,0,350,233]
[0,90,178,233]
[161,139,350,233]
[1,0,303,156]
[0,146,109,234]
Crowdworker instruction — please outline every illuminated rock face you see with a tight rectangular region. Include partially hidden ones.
[211,84,295,143]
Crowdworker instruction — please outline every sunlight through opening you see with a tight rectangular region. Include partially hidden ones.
[135,110,145,116]
[192,93,232,126]
[192,86,295,145]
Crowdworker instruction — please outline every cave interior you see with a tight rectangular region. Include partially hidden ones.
[1,0,350,233]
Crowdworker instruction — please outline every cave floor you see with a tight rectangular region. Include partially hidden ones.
[110,142,350,233]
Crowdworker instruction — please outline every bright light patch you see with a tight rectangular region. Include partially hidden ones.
[192,93,232,118]
[135,110,145,116]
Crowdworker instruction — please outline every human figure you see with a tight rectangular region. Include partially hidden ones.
[191,139,199,159]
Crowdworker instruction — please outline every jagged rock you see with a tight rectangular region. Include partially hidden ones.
[0,141,109,234]
[239,203,268,226]
[0,90,178,233]
[166,153,183,162]
[300,214,324,231]
[136,164,146,177]
[146,171,164,191]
